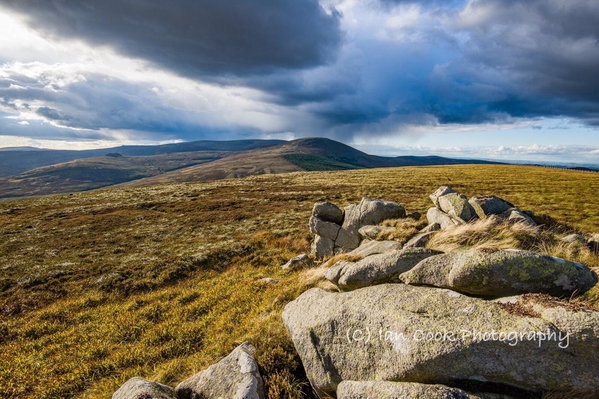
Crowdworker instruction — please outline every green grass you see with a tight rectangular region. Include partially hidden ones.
[1,164,598,398]
[282,153,361,171]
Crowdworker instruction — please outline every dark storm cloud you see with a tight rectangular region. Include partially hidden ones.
[2,0,342,78]
[303,0,599,131]
[0,69,237,140]
[3,0,599,142]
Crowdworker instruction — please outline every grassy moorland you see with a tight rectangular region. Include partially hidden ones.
[1,164,598,399]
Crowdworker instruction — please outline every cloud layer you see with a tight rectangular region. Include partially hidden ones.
[0,0,598,157]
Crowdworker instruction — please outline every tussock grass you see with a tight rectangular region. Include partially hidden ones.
[1,164,598,398]
[378,218,427,243]
[427,216,542,253]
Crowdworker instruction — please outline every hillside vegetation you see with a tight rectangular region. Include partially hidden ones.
[1,164,598,398]
[0,138,499,199]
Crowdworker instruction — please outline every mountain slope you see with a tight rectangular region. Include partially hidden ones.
[123,137,500,187]
[0,139,285,177]
[0,137,501,198]
[0,152,223,198]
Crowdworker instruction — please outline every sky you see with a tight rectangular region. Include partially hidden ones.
[0,0,598,164]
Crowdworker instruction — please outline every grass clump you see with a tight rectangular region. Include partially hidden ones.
[378,217,427,243]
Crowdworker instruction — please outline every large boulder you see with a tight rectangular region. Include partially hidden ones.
[399,249,598,297]
[326,248,441,291]
[176,342,265,399]
[337,381,514,399]
[282,284,599,398]
[438,193,477,223]
[430,186,457,208]
[342,198,406,237]
[468,196,513,219]
[427,207,460,230]
[312,202,344,224]
[346,240,403,258]
[113,377,175,399]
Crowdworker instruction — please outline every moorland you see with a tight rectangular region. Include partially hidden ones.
[1,164,599,398]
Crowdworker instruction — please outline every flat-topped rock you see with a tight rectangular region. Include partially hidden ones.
[337,381,516,399]
[346,240,403,258]
[399,249,598,297]
[326,248,441,291]
[469,196,513,219]
[282,284,599,398]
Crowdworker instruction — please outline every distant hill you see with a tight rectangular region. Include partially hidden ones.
[0,137,501,199]
[0,139,285,177]
[121,137,500,188]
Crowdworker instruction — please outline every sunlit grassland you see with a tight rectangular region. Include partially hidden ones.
[1,164,598,398]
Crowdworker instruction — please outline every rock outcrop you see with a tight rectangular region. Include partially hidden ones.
[283,284,599,398]
[310,198,406,258]
[176,342,264,399]
[399,249,598,297]
[286,196,599,399]
[426,187,536,230]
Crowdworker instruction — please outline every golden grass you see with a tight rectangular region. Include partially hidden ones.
[377,217,427,243]
[1,164,598,398]
[427,216,542,253]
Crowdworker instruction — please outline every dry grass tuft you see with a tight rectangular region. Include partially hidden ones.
[427,216,541,253]
[322,254,363,268]
[377,218,426,243]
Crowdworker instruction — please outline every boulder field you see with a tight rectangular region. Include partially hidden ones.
[287,187,599,398]
[112,187,599,399]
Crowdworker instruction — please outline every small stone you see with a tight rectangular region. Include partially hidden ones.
[562,234,585,244]
[112,377,175,399]
[255,277,279,285]
[404,231,435,248]
[281,253,309,269]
